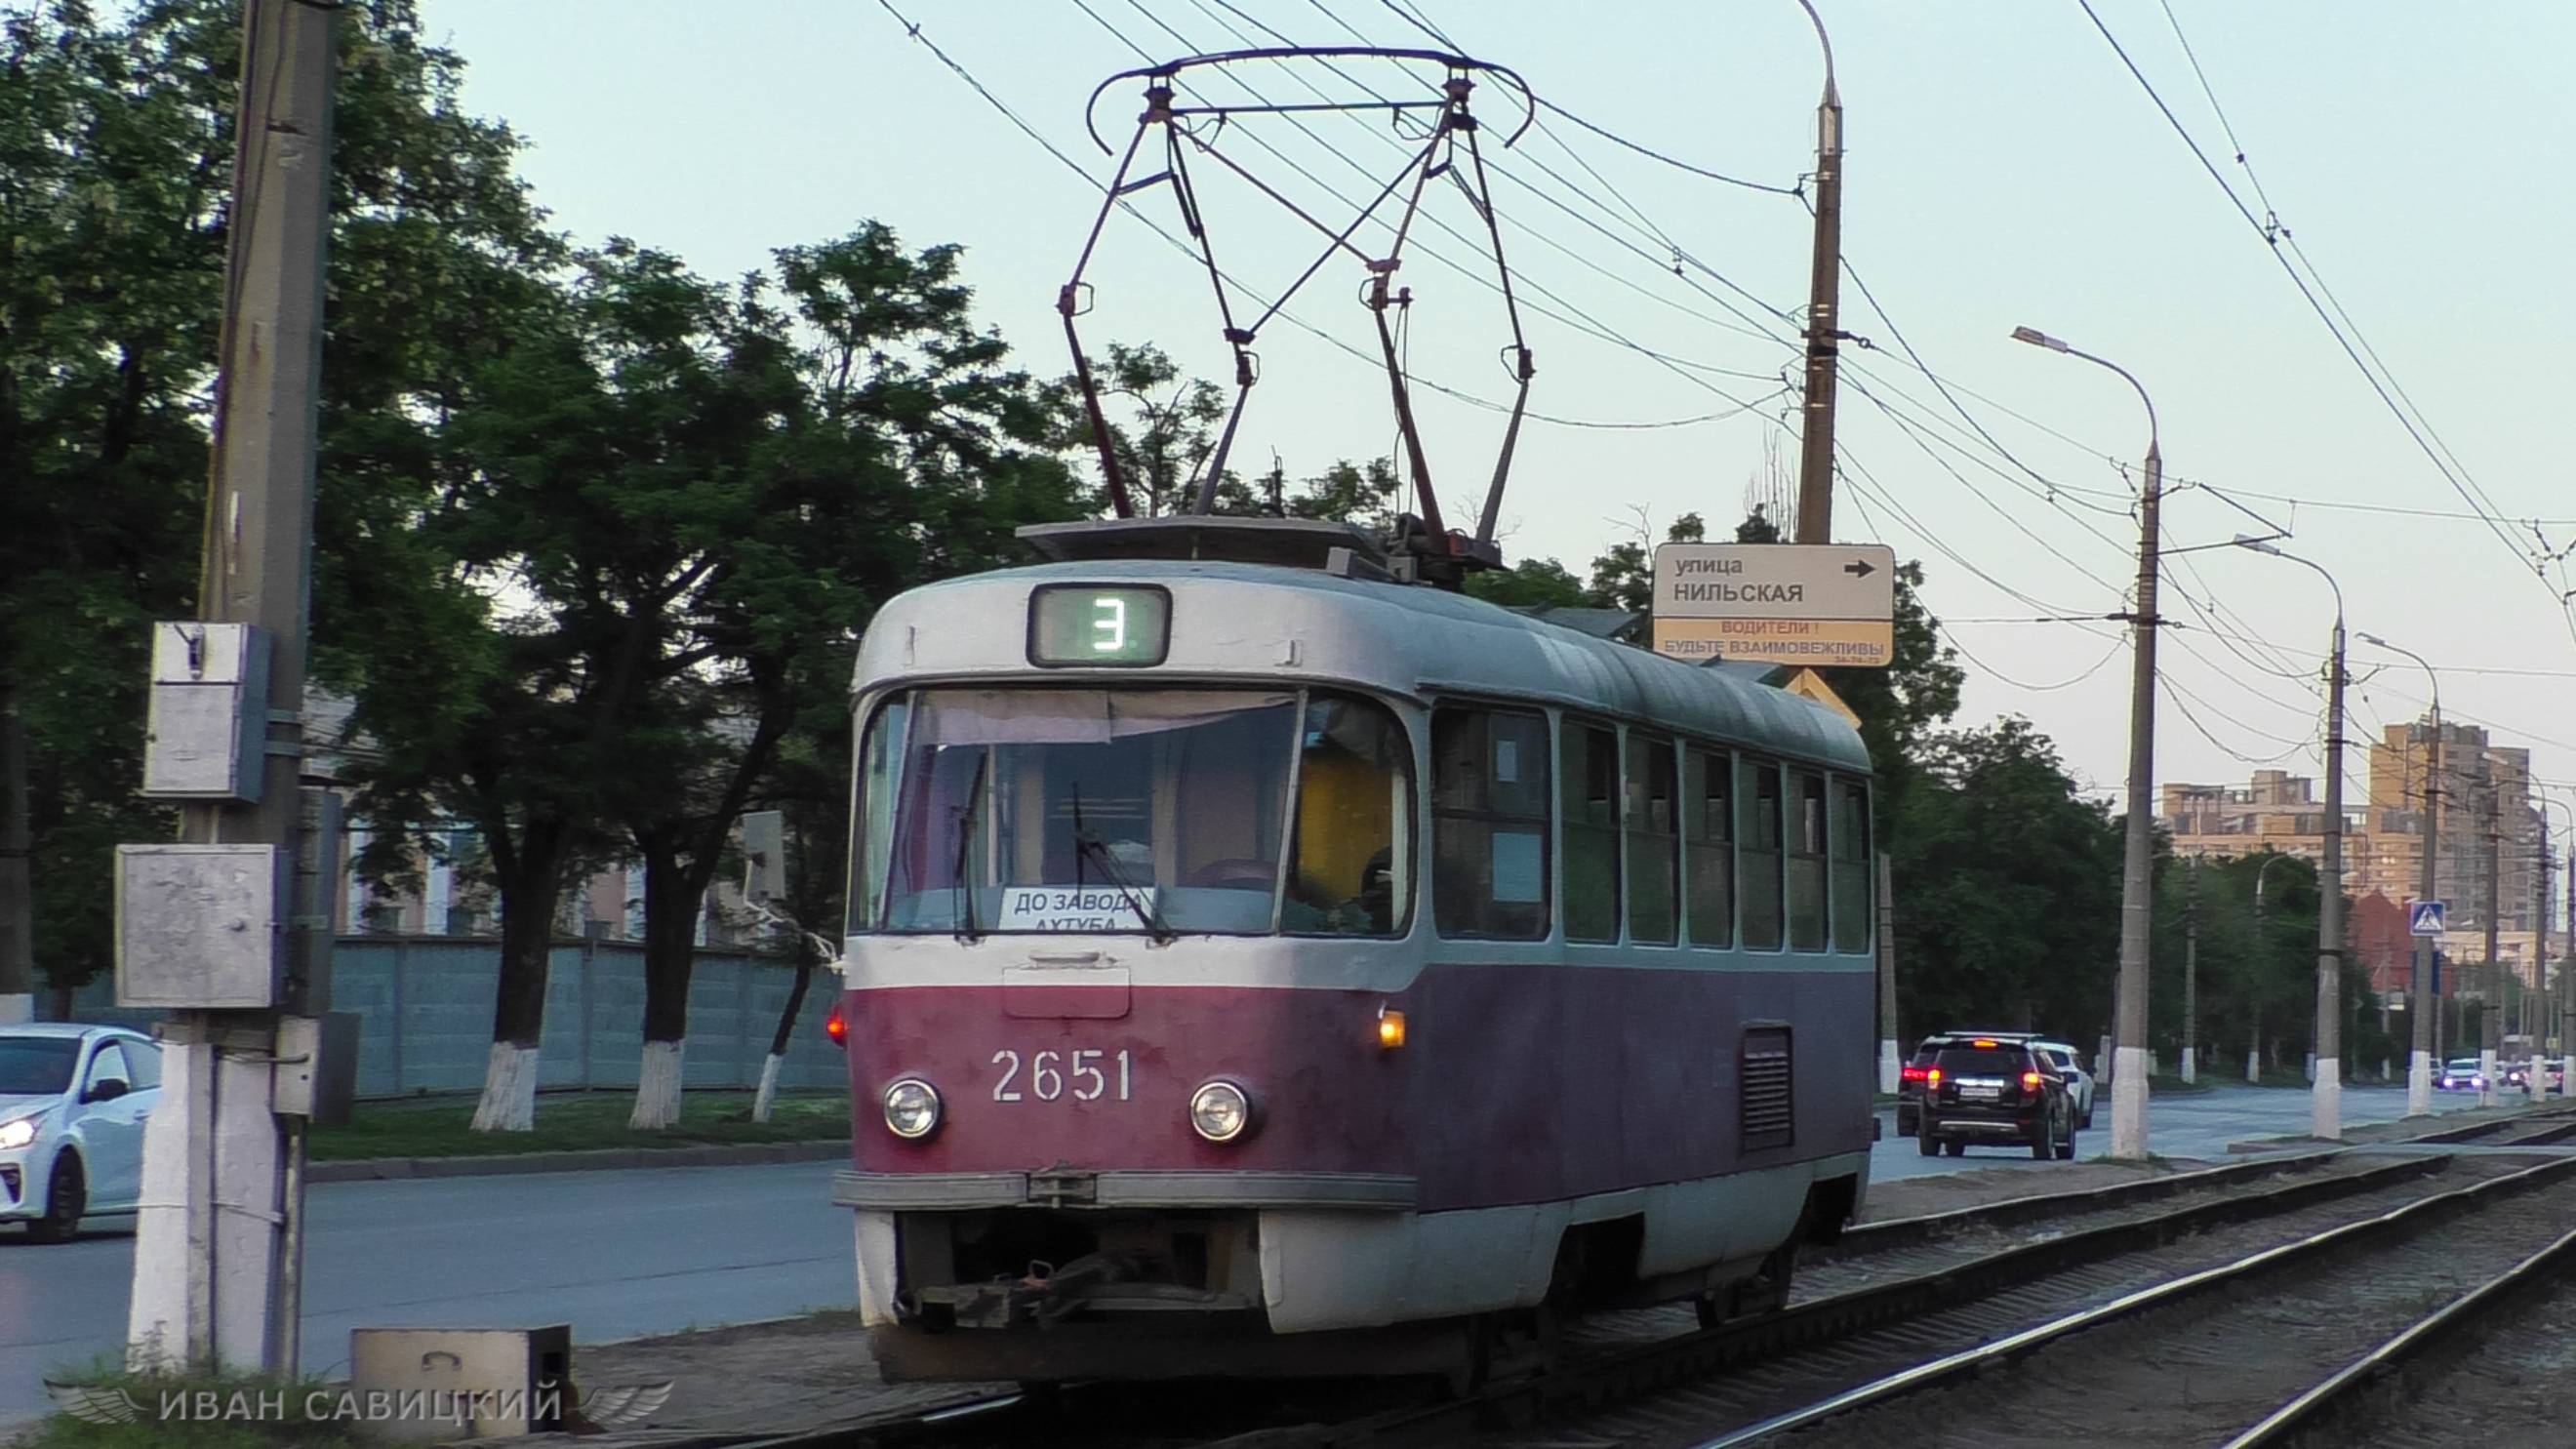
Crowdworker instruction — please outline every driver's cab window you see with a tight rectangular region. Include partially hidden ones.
[85,1041,132,1098]
[1284,696,1415,936]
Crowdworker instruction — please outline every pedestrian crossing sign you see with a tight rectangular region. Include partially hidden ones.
[2409,901,2447,937]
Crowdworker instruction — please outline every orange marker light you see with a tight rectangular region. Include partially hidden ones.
[1972,1039,1998,1049]
[1927,1067,1943,1087]
[825,999,848,1047]
[2022,1070,2042,1090]
[1377,1007,1407,1049]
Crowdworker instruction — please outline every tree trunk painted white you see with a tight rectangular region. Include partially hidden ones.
[751,1052,785,1123]
[630,1039,684,1130]
[0,993,30,1026]
[470,1042,539,1132]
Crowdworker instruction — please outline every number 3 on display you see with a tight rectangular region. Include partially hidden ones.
[990,1048,1132,1102]
[1090,596,1126,654]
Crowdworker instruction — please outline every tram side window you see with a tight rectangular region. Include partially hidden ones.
[1788,769,1829,951]
[1285,694,1415,937]
[1561,720,1622,943]
[1626,734,1678,946]
[1430,707,1550,939]
[1684,747,1734,947]
[1831,776,1872,953]
[1739,756,1785,950]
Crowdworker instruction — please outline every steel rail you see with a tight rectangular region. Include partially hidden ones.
[2217,1219,2576,1448]
[1684,1153,2576,1448]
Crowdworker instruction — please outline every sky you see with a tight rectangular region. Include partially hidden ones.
[423,0,2576,851]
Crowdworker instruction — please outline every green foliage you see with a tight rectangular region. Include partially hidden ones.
[1466,557,1588,609]
[1053,340,1256,516]
[1892,717,2124,1040]
[307,1089,847,1159]
[0,0,555,996]
[2153,851,2359,1070]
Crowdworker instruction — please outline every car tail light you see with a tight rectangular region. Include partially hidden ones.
[825,999,847,1047]
[1927,1067,1943,1089]
[1900,1065,1928,1083]
[2022,1070,2042,1090]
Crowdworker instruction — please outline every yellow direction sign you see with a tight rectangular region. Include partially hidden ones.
[1651,617,1893,667]
[1650,543,1897,668]
[1782,667,1861,727]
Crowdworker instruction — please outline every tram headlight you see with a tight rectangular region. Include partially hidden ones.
[882,1078,942,1140]
[1188,1080,1252,1144]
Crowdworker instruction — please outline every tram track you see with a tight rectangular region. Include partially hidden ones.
[1664,1152,2576,1449]
[708,1140,2574,1449]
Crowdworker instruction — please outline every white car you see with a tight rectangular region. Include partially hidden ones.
[2033,1040,2096,1130]
[0,1024,163,1243]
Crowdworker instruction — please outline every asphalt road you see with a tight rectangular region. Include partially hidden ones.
[0,1160,850,1429]
[1870,1079,2487,1182]
[0,1083,2504,1427]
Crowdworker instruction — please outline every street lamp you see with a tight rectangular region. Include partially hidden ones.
[2234,535,2349,1139]
[2359,629,2442,1115]
[2536,792,2573,1101]
[2015,324,2159,1159]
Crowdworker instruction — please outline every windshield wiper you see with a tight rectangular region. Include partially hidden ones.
[950,749,989,944]
[1071,787,1175,945]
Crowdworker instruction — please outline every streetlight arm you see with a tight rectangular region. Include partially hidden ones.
[1793,0,1837,104]
[2060,345,2159,458]
[2359,633,2440,717]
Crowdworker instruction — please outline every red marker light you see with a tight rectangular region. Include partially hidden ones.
[825,999,848,1047]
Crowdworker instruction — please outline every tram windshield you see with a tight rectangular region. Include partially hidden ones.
[859,688,1414,937]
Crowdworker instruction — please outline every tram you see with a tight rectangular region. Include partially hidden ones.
[831,517,1878,1383]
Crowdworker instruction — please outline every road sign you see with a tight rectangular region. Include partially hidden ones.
[1651,543,1896,668]
[2410,901,2448,937]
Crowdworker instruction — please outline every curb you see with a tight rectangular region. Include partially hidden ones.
[308,1139,851,1183]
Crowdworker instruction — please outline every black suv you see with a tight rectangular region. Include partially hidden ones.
[1913,1036,2075,1160]
[1896,1030,2038,1138]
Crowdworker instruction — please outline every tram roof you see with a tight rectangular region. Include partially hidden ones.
[858,559,1869,772]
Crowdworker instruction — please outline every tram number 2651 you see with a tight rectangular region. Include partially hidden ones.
[990,1048,1133,1103]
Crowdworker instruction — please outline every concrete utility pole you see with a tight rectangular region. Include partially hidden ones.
[2182,859,2197,1084]
[2480,779,2501,1106]
[126,0,337,1377]
[1875,851,1900,1094]
[2531,831,2549,1102]
[2234,537,2346,1136]
[1791,0,1842,547]
[2365,634,2440,1115]
[0,690,30,1025]
[2013,325,2157,1158]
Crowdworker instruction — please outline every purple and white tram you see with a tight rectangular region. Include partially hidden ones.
[831,521,1877,1382]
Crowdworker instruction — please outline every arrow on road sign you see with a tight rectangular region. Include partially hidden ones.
[2409,901,2448,937]
[1843,559,1875,578]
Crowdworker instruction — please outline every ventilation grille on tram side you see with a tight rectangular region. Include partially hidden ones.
[1740,1026,1793,1152]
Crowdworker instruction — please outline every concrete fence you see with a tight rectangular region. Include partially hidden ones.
[64,936,851,1099]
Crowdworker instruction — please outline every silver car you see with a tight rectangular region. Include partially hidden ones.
[2033,1040,2096,1130]
[0,1024,162,1243]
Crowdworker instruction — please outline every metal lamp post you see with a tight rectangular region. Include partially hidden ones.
[2234,537,2348,1138]
[2014,325,2158,1159]
[2361,631,2441,1116]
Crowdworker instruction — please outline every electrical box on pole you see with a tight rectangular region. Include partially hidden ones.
[142,623,272,803]
[114,844,287,1008]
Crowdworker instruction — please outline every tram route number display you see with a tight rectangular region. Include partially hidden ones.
[997,887,1158,932]
[1027,584,1171,666]
[991,1048,1134,1103]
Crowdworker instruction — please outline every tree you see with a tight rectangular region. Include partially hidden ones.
[1890,717,2124,1040]
[1054,341,1258,516]
[1,0,556,1013]
[1466,558,1588,609]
